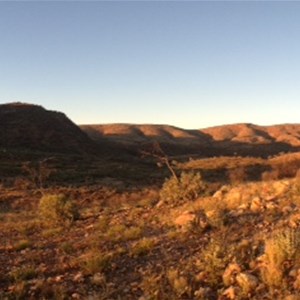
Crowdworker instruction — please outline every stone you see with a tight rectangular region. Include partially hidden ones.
[226,189,241,204]
[236,272,258,293]
[54,275,63,283]
[73,272,84,283]
[289,214,300,228]
[265,202,277,211]
[293,271,300,290]
[272,181,289,196]
[284,295,300,300]
[282,205,294,215]
[174,211,196,227]
[222,286,236,300]
[222,263,241,286]
[250,197,264,213]
[156,200,164,208]
[213,190,223,199]
[91,273,105,286]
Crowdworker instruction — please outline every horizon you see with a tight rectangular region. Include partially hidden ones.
[1,2,300,129]
[2,100,300,131]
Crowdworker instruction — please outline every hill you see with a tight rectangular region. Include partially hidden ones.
[81,123,300,157]
[0,102,97,154]
[1,102,299,158]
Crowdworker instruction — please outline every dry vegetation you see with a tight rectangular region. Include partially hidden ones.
[2,150,300,299]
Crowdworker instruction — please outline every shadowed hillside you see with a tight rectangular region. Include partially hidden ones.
[1,102,299,158]
[0,103,97,154]
[81,123,300,157]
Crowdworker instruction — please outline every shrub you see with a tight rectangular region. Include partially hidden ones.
[261,169,280,181]
[167,268,191,297]
[10,266,36,282]
[261,227,300,287]
[130,238,156,257]
[14,239,31,251]
[160,171,206,204]
[228,167,247,185]
[38,194,79,225]
[80,251,112,275]
[295,169,300,193]
[196,237,232,287]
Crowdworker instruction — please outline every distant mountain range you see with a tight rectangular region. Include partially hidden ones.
[81,123,300,157]
[1,102,300,157]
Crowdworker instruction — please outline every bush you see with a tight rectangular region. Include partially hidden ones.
[227,167,247,185]
[261,227,300,287]
[159,171,206,204]
[38,194,79,225]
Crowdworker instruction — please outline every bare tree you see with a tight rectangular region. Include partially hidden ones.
[22,157,56,190]
[140,141,178,181]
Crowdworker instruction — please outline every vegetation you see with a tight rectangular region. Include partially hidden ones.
[2,149,300,299]
[160,171,206,204]
[38,193,79,225]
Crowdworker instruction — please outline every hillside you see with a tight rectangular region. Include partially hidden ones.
[1,102,299,158]
[0,103,97,154]
[81,123,300,157]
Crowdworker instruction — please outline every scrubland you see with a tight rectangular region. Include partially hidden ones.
[2,152,300,299]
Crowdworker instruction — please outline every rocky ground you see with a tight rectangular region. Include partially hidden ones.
[1,173,300,299]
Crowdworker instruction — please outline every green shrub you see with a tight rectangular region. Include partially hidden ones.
[160,171,206,204]
[196,237,232,287]
[261,227,300,287]
[10,266,36,282]
[80,251,112,275]
[130,238,156,257]
[38,194,79,225]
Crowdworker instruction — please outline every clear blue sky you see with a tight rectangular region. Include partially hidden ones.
[1,1,300,129]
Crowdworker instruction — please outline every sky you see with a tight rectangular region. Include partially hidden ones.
[1,1,300,129]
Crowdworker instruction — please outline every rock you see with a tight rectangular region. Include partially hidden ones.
[265,195,277,202]
[282,205,294,215]
[265,202,277,211]
[293,271,300,290]
[250,197,264,213]
[156,200,164,208]
[73,272,84,283]
[236,272,258,293]
[289,214,300,228]
[225,189,241,207]
[237,203,248,210]
[272,181,289,196]
[284,295,300,300]
[213,190,223,199]
[194,287,212,299]
[289,268,298,278]
[195,271,206,282]
[222,286,236,299]
[223,263,241,286]
[54,275,63,283]
[91,273,105,286]
[174,211,196,227]
[220,185,229,193]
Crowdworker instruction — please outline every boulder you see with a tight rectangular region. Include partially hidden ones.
[236,272,258,293]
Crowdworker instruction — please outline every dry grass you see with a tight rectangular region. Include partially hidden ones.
[2,152,300,299]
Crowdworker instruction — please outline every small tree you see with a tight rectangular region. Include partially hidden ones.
[140,141,178,181]
[39,194,79,225]
[160,171,206,204]
[22,157,55,190]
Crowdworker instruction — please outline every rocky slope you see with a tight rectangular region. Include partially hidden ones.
[1,102,299,158]
[0,103,97,154]
[81,123,300,157]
